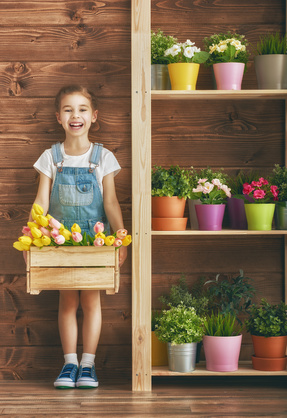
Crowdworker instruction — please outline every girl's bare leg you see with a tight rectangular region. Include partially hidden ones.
[80,290,102,354]
[58,290,80,354]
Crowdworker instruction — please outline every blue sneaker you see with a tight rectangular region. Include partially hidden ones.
[76,365,99,388]
[54,363,78,389]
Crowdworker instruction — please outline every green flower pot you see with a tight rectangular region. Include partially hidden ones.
[244,203,275,231]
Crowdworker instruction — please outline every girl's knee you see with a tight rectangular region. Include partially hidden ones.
[59,290,80,312]
[80,290,101,312]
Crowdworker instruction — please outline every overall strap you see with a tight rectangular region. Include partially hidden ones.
[89,142,103,172]
[51,142,64,172]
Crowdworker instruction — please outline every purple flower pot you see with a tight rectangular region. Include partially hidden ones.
[227,197,247,229]
[195,204,226,231]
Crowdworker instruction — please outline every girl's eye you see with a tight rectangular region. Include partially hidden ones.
[64,109,72,112]
[80,109,87,112]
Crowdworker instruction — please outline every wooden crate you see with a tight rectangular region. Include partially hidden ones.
[27,246,119,295]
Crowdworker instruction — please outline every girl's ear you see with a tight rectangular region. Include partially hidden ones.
[92,110,98,123]
[56,112,62,125]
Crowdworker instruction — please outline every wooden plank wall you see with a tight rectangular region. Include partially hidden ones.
[0,0,285,381]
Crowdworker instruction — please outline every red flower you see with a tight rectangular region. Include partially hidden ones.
[253,189,266,199]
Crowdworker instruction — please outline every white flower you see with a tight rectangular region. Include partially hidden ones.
[165,44,181,57]
[198,178,208,184]
[212,178,222,187]
[183,46,200,59]
[193,185,204,193]
[202,182,214,194]
[221,184,232,198]
[216,44,227,53]
[184,39,195,46]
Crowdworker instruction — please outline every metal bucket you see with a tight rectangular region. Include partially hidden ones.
[167,342,197,373]
[151,64,171,90]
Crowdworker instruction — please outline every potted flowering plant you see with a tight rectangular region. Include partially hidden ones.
[189,178,231,231]
[268,164,287,229]
[155,303,205,372]
[253,32,287,89]
[240,177,279,231]
[164,39,209,90]
[203,31,250,90]
[151,29,177,90]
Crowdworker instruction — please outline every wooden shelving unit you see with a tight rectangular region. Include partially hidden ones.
[131,0,287,391]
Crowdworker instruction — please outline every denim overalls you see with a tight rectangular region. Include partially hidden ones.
[49,142,110,236]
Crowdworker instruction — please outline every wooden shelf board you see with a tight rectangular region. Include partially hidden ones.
[152,229,287,236]
[152,362,287,376]
[152,90,287,100]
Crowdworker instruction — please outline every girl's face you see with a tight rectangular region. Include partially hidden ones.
[56,93,98,138]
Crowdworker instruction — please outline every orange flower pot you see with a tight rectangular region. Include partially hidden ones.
[251,355,287,371]
[152,217,188,231]
[251,335,287,358]
[152,196,186,218]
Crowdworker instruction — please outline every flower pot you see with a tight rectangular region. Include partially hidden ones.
[227,196,248,230]
[167,342,197,373]
[203,335,242,372]
[251,335,287,358]
[244,203,275,231]
[275,201,287,230]
[151,64,171,90]
[152,196,186,218]
[251,355,287,371]
[168,63,200,90]
[213,62,245,90]
[254,55,287,89]
[152,331,168,366]
[188,199,201,230]
[152,217,188,231]
[195,204,226,231]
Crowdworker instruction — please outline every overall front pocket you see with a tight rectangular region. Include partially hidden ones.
[59,182,93,206]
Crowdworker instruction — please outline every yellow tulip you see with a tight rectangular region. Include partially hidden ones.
[33,238,44,247]
[13,241,30,251]
[31,227,42,238]
[35,215,49,227]
[19,235,33,246]
[28,221,39,229]
[122,235,132,246]
[41,235,51,246]
[60,228,72,240]
[46,214,53,220]
[96,232,105,240]
[33,203,44,215]
[71,223,81,233]
[31,209,37,221]
[104,235,115,246]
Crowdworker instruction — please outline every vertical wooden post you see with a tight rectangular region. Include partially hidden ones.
[285,0,287,304]
[131,1,152,391]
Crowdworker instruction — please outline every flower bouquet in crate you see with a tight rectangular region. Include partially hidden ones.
[13,204,132,295]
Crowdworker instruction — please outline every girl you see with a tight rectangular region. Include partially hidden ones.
[30,85,127,389]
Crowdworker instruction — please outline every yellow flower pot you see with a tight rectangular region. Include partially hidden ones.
[152,331,168,366]
[168,63,200,90]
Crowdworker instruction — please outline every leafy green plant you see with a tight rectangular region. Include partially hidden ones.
[204,312,242,336]
[151,29,177,64]
[159,275,209,317]
[254,32,287,55]
[151,310,162,331]
[155,304,205,345]
[268,164,287,202]
[227,170,260,195]
[204,269,256,324]
[245,298,287,337]
[151,165,191,199]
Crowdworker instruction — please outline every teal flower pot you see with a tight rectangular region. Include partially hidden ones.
[244,203,275,231]
[275,201,287,230]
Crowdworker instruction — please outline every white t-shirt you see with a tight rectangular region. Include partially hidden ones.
[33,142,121,195]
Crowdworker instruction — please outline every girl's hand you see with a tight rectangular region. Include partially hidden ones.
[119,245,127,267]
[23,251,27,264]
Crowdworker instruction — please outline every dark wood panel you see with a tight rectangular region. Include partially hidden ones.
[0,1,130,26]
[0,27,131,61]
[0,62,130,98]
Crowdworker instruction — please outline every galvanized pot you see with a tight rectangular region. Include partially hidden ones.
[254,55,287,89]
[151,64,171,90]
[167,342,197,373]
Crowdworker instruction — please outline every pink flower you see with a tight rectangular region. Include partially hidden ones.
[212,178,222,188]
[49,217,61,229]
[116,229,128,240]
[93,237,105,247]
[54,235,65,245]
[113,238,122,247]
[94,221,105,234]
[198,178,208,184]
[51,228,60,239]
[271,185,279,200]
[22,226,33,238]
[243,183,254,195]
[40,227,51,237]
[72,231,83,243]
[259,177,269,185]
[253,189,266,199]
[251,180,262,188]
[221,184,232,198]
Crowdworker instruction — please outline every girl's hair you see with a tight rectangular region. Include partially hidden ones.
[55,85,98,112]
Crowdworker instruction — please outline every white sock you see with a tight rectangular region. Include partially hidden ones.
[80,353,95,368]
[64,353,78,367]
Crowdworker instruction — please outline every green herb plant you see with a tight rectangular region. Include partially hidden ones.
[227,170,260,195]
[151,310,162,331]
[254,32,287,55]
[245,298,287,337]
[155,303,205,345]
[204,312,242,336]
[268,164,287,202]
[152,165,191,199]
[151,29,177,64]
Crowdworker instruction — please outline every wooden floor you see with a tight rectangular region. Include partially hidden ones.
[0,377,286,417]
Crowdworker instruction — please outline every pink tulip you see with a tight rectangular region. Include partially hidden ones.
[72,231,83,243]
[51,228,60,239]
[54,235,65,245]
[40,227,51,237]
[113,238,122,247]
[49,217,61,229]
[94,221,105,234]
[22,226,33,238]
[116,229,128,240]
[93,237,105,247]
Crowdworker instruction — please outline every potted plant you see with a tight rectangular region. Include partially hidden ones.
[151,29,177,90]
[203,31,250,90]
[203,312,243,372]
[241,177,279,230]
[151,310,168,367]
[253,32,287,89]
[151,165,191,231]
[245,298,287,371]
[155,303,205,372]
[164,39,209,90]
[268,164,287,229]
[189,176,231,231]
[188,167,228,229]
[226,171,259,229]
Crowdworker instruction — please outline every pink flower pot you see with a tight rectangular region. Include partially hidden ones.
[213,62,245,90]
[195,204,225,231]
[203,335,242,372]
